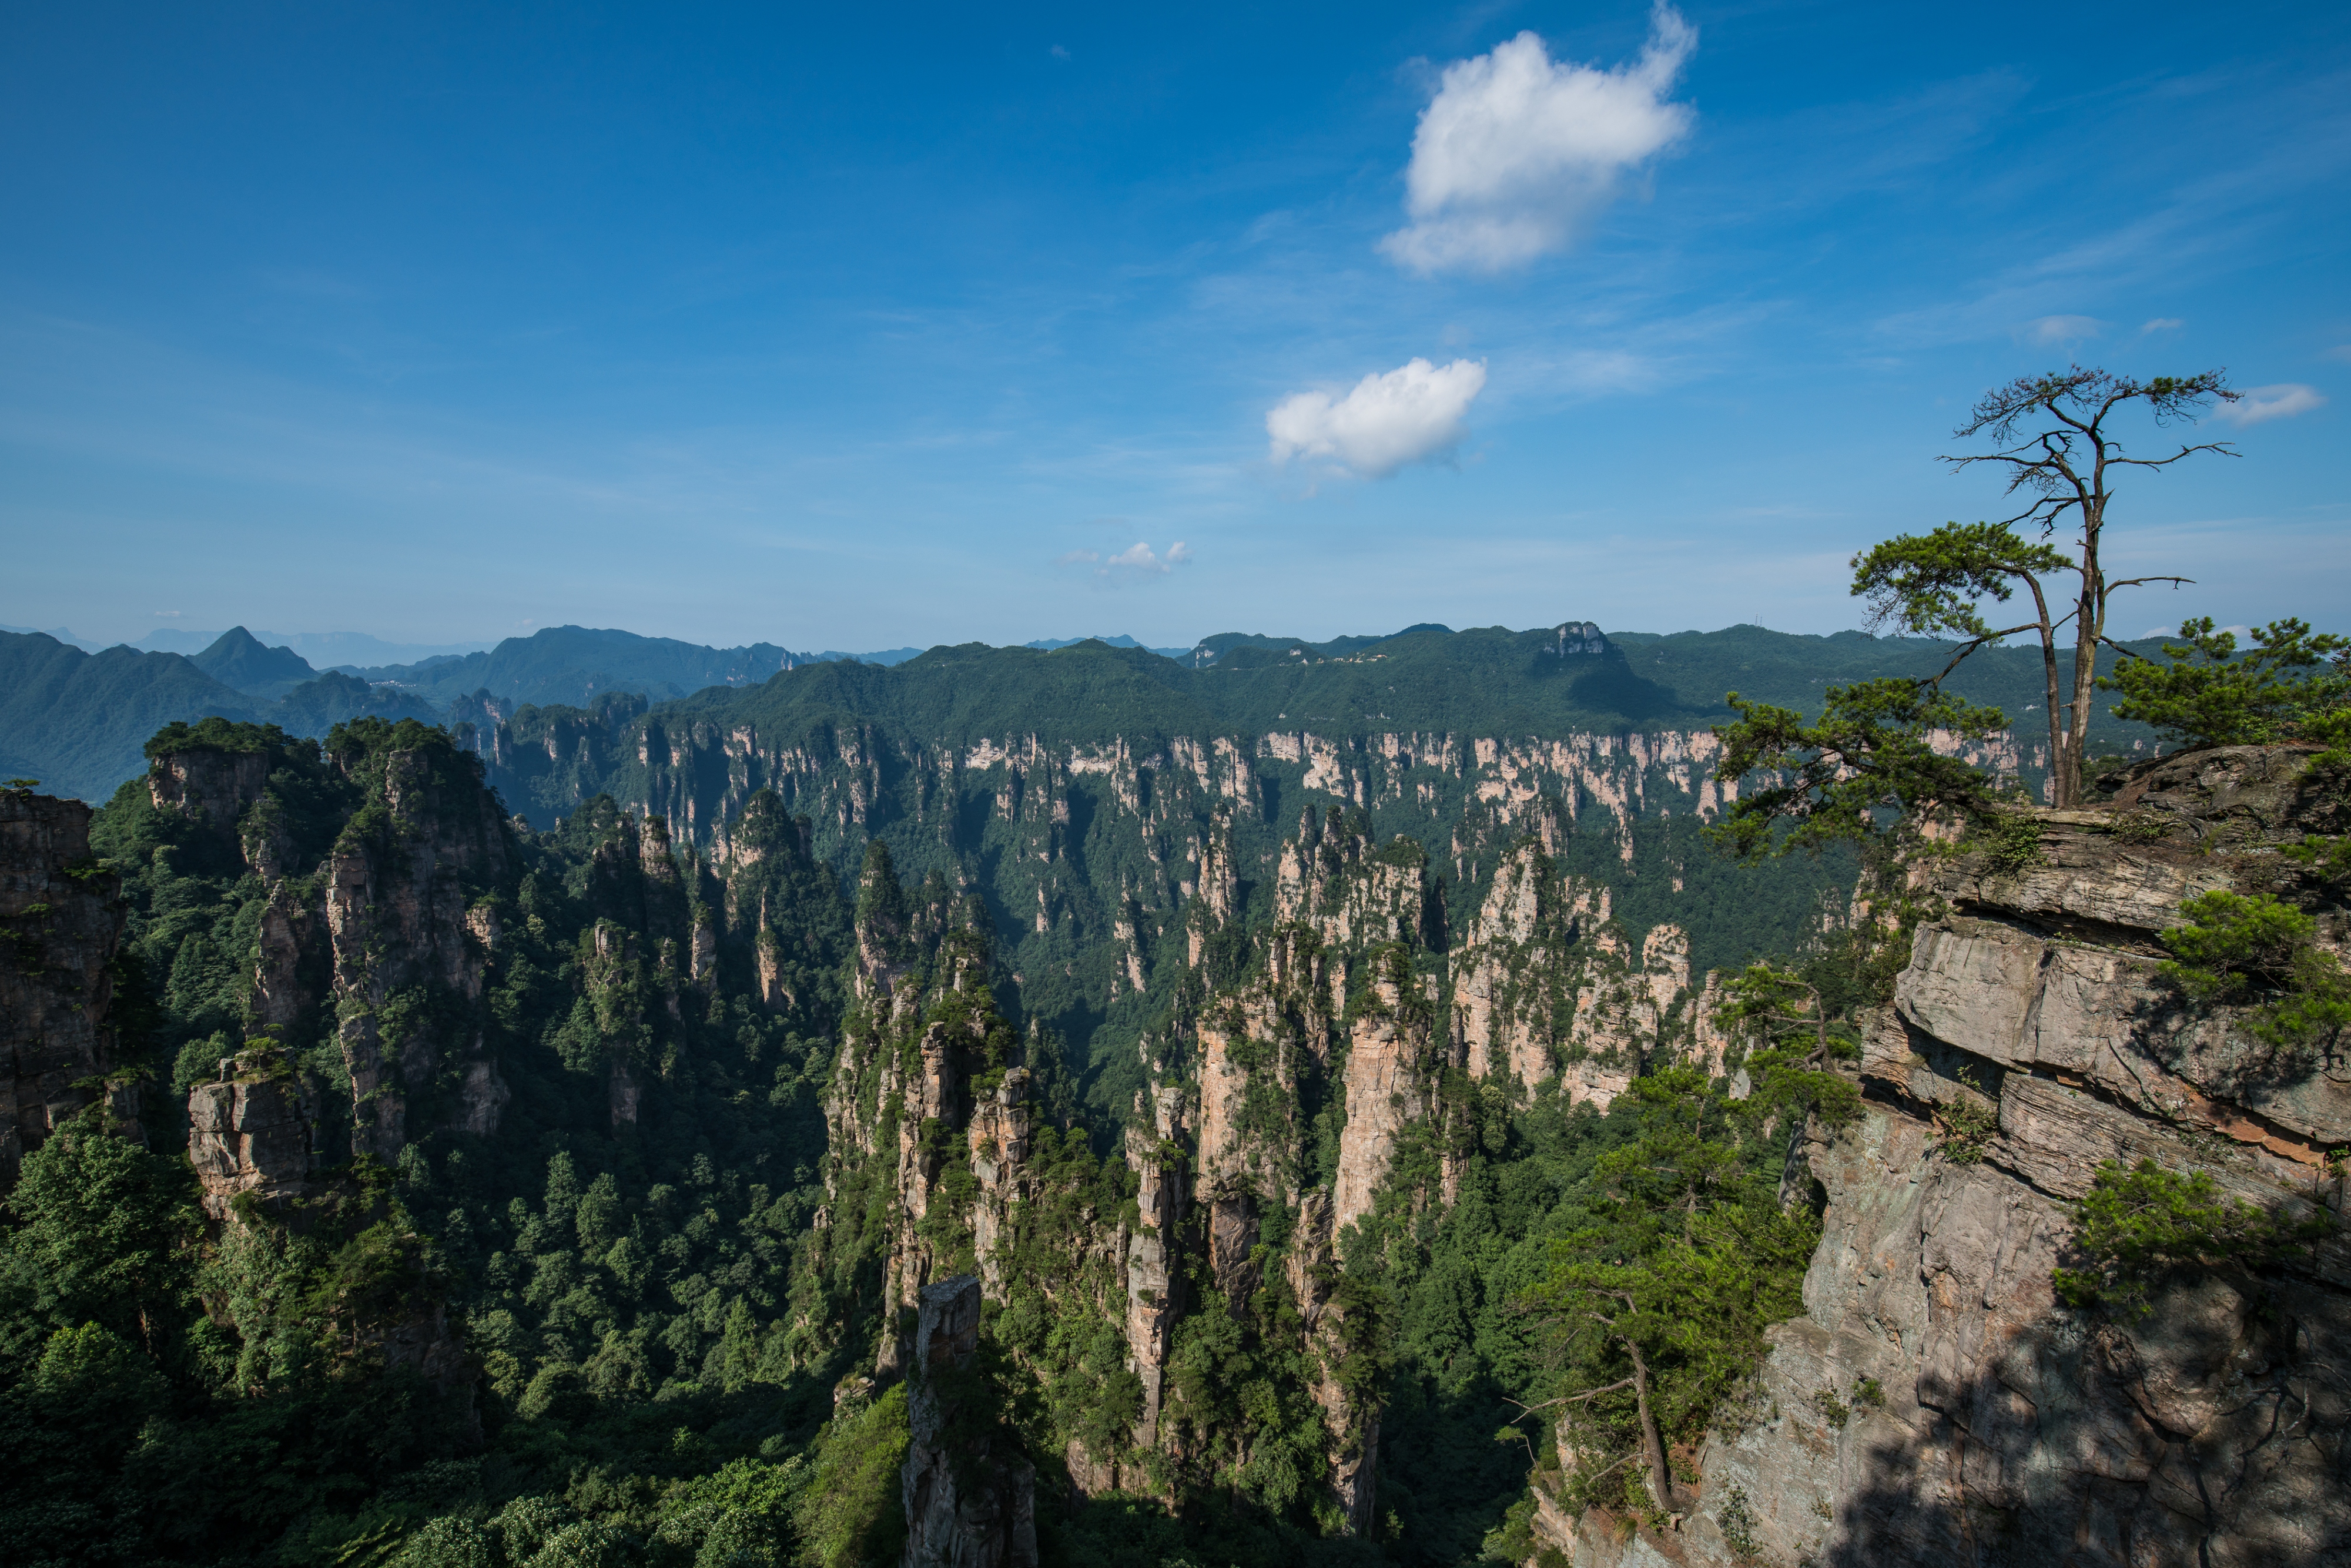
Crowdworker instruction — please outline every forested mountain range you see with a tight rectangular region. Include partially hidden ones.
[1,606,2341,1568]
[446,620,2166,1122]
[2,617,2165,810]
[0,624,1176,801]
[0,632,441,802]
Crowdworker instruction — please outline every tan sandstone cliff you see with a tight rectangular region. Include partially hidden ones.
[1547,746,2351,1568]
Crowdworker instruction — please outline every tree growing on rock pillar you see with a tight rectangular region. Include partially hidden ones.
[1850,366,2238,808]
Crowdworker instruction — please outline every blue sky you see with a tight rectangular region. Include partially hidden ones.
[3,0,2346,653]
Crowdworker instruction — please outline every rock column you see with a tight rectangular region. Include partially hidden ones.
[902,1274,1037,1568]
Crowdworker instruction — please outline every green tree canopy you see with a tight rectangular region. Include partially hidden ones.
[2102,616,2350,752]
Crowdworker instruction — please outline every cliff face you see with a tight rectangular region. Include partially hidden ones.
[187,1069,320,1221]
[324,742,514,1160]
[0,789,132,1183]
[456,638,1914,1125]
[1565,746,2351,1568]
[902,1274,1039,1568]
[815,796,1737,1536]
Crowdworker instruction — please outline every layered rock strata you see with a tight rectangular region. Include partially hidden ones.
[1556,747,2351,1568]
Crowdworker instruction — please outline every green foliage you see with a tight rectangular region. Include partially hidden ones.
[1522,1071,1820,1519]
[2053,1158,2335,1316]
[1711,965,1863,1199]
[2103,617,2350,752]
[1930,1074,1999,1165]
[146,715,294,758]
[791,1383,908,1568]
[1706,678,2012,861]
[2159,890,2351,1054]
[1717,1484,1762,1563]
[1850,522,2075,646]
[1969,811,2045,875]
[1809,1385,1850,1429]
[1,1103,200,1356]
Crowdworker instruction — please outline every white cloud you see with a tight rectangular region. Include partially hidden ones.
[1379,6,1696,275]
[2139,317,2184,334]
[1103,541,1191,574]
[2214,383,2327,427]
[2325,344,2351,364]
[2023,314,2103,344]
[1267,357,1488,478]
[1062,541,1193,583]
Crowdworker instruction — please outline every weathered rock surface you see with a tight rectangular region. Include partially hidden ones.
[149,746,271,852]
[902,1275,1038,1568]
[1606,748,2351,1568]
[187,1066,321,1221]
[323,743,512,1159]
[0,789,133,1183]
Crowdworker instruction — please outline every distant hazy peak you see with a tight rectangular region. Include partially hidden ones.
[190,626,317,695]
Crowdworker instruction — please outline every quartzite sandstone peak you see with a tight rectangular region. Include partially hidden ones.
[1536,745,2350,1568]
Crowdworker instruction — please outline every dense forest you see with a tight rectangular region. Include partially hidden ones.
[0,705,1881,1568]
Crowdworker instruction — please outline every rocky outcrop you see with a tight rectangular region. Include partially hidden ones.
[902,1274,1039,1568]
[323,743,512,1160]
[187,1061,321,1221]
[1612,746,2351,1568]
[1333,964,1435,1236]
[1125,1086,1187,1447]
[148,745,272,852]
[0,790,132,1183]
[1560,920,1729,1106]
[1452,840,1569,1085]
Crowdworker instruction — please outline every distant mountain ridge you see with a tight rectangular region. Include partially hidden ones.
[0,631,438,800]
[0,618,2171,806]
[186,627,317,698]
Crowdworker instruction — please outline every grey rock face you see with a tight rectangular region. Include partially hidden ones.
[0,790,133,1184]
[187,1070,321,1220]
[901,1274,1037,1568]
[1632,748,2351,1568]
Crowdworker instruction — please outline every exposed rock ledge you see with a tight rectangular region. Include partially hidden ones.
[1549,747,2350,1568]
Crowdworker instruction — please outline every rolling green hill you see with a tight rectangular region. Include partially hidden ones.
[0,631,466,801]
[649,620,2165,753]
[0,632,260,800]
[187,626,319,697]
[348,624,819,708]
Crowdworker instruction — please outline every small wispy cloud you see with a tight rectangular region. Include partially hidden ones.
[1106,541,1190,573]
[2022,314,2104,345]
[2324,344,2351,364]
[1267,357,1487,478]
[1060,542,1193,583]
[2213,384,2327,427]
[1380,5,1696,275]
[2138,317,2185,334]
[1050,43,1069,60]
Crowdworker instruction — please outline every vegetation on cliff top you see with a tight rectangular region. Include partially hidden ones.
[0,701,1889,1568]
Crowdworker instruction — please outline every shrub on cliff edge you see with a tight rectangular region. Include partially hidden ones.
[2054,1158,2333,1316]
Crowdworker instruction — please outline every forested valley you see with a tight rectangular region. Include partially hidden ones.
[0,687,1886,1568]
[5,583,2347,1568]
